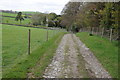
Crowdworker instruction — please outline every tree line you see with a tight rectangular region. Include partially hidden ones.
[60,2,119,33]
[14,2,119,33]
[14,11,63,28]
[31,12,62,28]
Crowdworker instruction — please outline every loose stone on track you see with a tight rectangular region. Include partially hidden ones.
[43,34,111,78]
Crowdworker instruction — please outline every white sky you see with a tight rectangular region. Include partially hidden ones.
[0,0,70,14]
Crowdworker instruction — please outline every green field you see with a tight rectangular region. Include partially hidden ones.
[0,12,17,17]
[1,12,32,25]
[0,12,33,17]
[1,12,42,26]
[2,17,31,25]
[76,32,118,78]
[0,24,2,78]
[2,24,65,78]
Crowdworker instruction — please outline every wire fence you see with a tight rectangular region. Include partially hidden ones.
[79,27,118,41]
[2,26,65,69]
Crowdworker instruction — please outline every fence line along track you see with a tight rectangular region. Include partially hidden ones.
[79,27,119,41]
[1,23,64,30]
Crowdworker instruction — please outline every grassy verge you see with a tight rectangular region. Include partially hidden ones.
[2,24,60,70]
[76,32,118,78]
[29,32,65,77]
[3,32,65,78]
[2,24,66,78]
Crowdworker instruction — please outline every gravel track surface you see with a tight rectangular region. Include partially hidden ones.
[43,34,111,78]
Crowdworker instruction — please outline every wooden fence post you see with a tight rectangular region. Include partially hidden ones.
[101,27,104,38]
[110,28,113,41]
[90,27,92,34]
[46,29,48,41]
[92,27,94,34]
[53,30,54,37]
[95,27,97,35]
[28,29,31,55]
[98,27,100,35]
[97,27,99,35]
[89,27,91,33]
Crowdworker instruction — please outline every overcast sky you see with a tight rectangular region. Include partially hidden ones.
[0,0,70,14]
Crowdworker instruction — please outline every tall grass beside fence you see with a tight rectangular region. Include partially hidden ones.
[2,24,65,78]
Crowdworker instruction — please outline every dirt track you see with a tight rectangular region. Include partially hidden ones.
[43,34,111,78]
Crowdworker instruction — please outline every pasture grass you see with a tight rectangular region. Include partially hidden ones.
[2,24,65,78]
[0,12,17,17]
[2,17,31,25]
[0,12,32,17]
[0,24,2,78]
[76,32,118,78]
